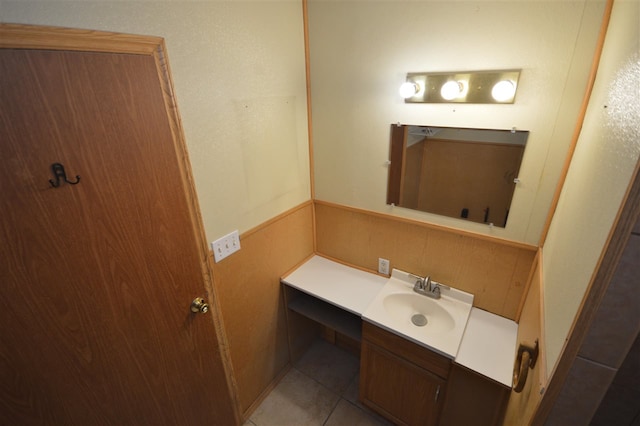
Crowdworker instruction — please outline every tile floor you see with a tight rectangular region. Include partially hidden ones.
[245,339,392,426]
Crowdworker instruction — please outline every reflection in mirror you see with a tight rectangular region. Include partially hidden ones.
[387,125,529,227]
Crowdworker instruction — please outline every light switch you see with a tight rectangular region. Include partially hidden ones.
[211,230,241,262]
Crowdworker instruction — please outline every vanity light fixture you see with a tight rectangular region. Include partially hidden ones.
[440,80,467,101]
[399,81,421,99]
[401,70,520,104]
[491,80,517,102]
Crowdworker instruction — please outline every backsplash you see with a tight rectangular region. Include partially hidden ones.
[314,201,536,320]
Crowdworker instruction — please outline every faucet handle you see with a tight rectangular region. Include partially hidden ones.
[408,273,425,286]
[432,281,450,291]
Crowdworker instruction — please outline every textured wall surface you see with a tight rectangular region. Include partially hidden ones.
[543,0,640,377]
[1,0,311,242]
[308,0,605,245]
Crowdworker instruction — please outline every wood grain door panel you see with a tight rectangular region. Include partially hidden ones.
[1,43,235,425]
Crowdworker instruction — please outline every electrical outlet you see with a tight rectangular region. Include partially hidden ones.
[378,258,390,275]
[211,230,241,263]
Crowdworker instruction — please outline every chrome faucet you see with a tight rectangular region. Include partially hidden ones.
[410,274,449,299]
[415,275,431,292]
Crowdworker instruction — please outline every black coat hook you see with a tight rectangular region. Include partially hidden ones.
[49,163,80,188]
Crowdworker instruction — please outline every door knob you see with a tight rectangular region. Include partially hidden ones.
[190,297,210,314]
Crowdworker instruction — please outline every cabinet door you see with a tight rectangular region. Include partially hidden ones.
[440,364,509,426]
[360,340,446,426]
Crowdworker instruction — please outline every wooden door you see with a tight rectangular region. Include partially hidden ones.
[0,26,238,425]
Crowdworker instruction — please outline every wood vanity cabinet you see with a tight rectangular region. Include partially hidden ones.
[439,364,510,426]
[360,321,451,426]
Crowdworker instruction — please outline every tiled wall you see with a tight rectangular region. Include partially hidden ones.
[545,215,640,425]
[591,333,640,425]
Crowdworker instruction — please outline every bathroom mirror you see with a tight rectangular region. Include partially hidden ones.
[387,125,529,227]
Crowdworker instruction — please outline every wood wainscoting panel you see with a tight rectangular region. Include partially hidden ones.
[211,202,314,418]
[503,251,544,425]
[314,201,536,320]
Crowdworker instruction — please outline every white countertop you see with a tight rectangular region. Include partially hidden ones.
[282,255,517,387]
[455,307,517,387]
[281,255,388,315]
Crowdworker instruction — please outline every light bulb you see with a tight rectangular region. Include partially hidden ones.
[492,80,516,102]
[399,82,419,99]
[440,81,464,100]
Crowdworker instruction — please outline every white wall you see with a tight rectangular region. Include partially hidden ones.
[543,0,640,377]
[307,0,605,245]
[1,0,311,243]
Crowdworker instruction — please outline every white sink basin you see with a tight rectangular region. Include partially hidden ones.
[362,269,473,358]
[382,293,456,333]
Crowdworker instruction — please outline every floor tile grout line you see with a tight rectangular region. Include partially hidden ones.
[322,395,343,426]
[291,362,360,400]
[341,397,381,423]
[290,363,357,426]
[292,360,388,426]
[247,366,342,426]
[250,338,364,426]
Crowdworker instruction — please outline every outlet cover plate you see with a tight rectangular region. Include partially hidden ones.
[211,230,241,263]
[378,258,390,275]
